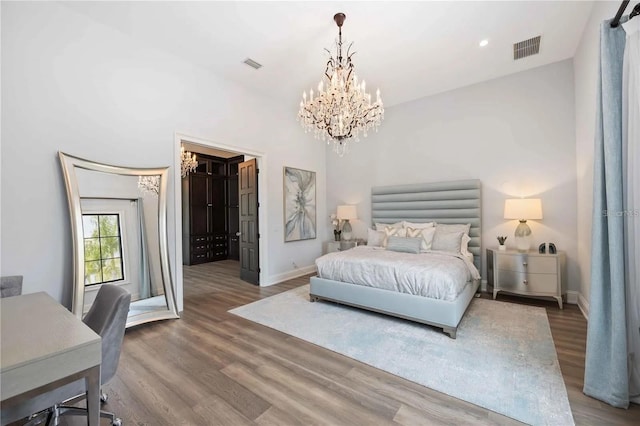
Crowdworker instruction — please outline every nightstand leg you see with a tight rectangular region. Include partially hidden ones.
[493,289,498,300]
[555,296,563,310]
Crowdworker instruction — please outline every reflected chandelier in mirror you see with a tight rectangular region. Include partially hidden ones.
[59,152,179,327]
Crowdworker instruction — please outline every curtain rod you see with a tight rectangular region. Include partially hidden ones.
[611,0,640,27]
[611,0,630,27]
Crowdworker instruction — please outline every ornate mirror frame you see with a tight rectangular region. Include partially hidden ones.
[59,152,179,327]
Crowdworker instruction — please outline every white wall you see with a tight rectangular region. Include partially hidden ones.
[326,60,580,292]
[0,2,326,309]
[573,0,620,316]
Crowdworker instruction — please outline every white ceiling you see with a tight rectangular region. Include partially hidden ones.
[62,1,594,107]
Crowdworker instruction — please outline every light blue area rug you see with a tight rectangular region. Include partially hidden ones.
[230,285,574,425]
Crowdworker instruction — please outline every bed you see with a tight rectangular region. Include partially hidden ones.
[310,179,482,338]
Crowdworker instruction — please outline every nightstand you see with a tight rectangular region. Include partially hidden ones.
[323,241,341,254]
[340,241,357,251]
[486,248,566,309]
[323,241,357,254]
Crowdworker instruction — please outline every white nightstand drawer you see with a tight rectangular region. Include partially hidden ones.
[497,270,558,295]
[496,254,557,274]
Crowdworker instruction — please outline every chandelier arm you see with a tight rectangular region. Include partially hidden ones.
[345,42,354,61]
[345,66,354,88]
[324,63,334,81]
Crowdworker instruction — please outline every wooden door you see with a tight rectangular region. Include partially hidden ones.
[239,159,259,285]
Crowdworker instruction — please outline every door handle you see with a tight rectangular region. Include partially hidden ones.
[236,232,242,236]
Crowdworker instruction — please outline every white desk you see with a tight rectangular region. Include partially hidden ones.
[1,292,101,425]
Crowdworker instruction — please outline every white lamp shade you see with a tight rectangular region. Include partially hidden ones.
[336,205,357,220]
[504,198,543,220]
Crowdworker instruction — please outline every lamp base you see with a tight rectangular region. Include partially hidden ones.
[514,220,532,252]
[342,219,353,241]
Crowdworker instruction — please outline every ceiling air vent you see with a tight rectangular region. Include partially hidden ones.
[513,36,541,60]
[243,58,262,70]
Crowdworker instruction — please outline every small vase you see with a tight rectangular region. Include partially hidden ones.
[498,245,506,251]
[334,230,341,241]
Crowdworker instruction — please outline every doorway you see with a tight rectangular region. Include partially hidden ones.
[174,135,266,305]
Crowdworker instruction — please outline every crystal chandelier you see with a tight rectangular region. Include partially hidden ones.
[180,146,198,178]
[137,175,160,195]
[297,13,384,156]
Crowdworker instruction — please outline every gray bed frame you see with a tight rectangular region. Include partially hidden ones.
[310,179,482,339]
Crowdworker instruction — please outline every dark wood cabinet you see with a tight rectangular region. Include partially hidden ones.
[183,154,244,265]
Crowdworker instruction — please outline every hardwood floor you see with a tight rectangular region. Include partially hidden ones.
[59,260,640,425]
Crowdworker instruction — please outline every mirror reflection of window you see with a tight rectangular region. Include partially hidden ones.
[82,214,125,285]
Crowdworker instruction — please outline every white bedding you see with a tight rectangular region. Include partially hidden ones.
[316,246,481,301]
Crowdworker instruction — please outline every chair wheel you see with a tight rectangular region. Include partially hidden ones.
[112,418,122,426]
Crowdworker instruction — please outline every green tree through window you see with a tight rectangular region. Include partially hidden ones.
[82,214,124,285]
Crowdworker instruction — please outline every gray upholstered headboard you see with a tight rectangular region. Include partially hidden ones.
[371,179,482,270]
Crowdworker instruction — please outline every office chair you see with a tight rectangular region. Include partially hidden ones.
[0,275,23,298]
[20,284,131,426]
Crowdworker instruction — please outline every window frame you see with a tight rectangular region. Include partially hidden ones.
[82,213,126,286]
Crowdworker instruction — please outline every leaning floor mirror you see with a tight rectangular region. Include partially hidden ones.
[59,152,179,327]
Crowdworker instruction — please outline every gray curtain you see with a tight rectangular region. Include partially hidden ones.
[622,16,640,404]
[584,19,629,408]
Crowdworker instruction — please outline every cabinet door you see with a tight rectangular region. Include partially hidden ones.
[211,176,226,233]
[189,173,210,235]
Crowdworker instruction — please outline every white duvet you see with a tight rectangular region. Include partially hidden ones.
[315,246,481,301]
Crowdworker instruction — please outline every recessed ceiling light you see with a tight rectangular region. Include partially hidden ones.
[479,39,489,47]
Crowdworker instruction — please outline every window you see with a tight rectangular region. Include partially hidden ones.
[82,214,124,285]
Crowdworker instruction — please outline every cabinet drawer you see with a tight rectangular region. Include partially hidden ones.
[497,254,557,274]
[497,270,558,295]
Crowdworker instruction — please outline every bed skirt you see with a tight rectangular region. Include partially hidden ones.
[309,276,479,339]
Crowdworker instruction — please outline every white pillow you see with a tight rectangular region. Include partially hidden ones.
[432,230,464,253]
[367,228,385,247]
[434,223,471,236]
[405,226,436,251]
[375,222,403,232]
[461,234,472,256]
[382,225,407,247]
[431,223,471,253]
[402,221,435,229]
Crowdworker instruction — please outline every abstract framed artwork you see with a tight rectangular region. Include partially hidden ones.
[283,166,317,242]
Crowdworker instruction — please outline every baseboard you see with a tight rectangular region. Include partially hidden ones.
[264,265,316,287]
[566,290,579,305]
[577,293,590,320]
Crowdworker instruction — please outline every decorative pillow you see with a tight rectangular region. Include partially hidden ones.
[401,221,435,229]
[367,228,385,247]
[405,226,436,251]
[375,222,403,232]
[432,230,465,253]
[383,225,407,247]
[386,236,422,254]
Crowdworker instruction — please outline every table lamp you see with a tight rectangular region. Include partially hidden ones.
[336,205,357,241]
[504,198,543,252]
